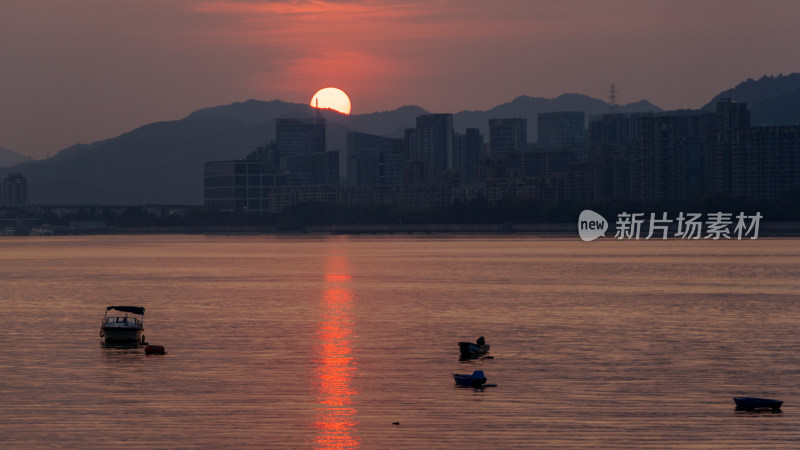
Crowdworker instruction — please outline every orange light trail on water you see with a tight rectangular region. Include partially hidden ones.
[313,253,359,449]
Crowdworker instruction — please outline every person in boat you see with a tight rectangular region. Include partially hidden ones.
[476,336,485,346]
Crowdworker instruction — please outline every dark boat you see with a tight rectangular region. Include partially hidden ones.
[144,344,166,355]
[733,397,783,411]
[100,306,145,345]
[453,370,487,388]
[458,336,490,359]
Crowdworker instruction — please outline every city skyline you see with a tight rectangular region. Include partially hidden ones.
[1,0,799,159]
[200,98,798,215]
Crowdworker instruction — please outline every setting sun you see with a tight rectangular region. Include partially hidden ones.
[310,87,351,115]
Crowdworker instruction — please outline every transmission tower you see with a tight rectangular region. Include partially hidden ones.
[609,83,618,114]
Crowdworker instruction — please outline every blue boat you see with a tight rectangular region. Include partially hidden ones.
[453,370,486,388]
[733,397,783,411]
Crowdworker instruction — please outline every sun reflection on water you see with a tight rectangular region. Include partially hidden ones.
[313,252,359,449]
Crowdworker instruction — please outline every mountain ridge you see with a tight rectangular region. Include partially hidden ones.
[452,93,662,139]
[0,146,33,167]
[4,75,799,205]
[701,73,800,126]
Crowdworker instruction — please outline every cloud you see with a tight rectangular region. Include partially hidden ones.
[184,0,569,109]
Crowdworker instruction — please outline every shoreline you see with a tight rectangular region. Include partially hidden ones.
[37,220,800,237]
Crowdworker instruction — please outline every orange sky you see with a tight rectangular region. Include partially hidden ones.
[1,0,799,158]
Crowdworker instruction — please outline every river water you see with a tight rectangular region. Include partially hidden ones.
[1,235,798,448]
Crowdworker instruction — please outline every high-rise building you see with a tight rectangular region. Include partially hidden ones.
[537,112,586,158]
[412,114,453,182]
[634,113,716,201]
[453,128,483,184]
[285,151,340,186]
[716,98,750,131]
[247,141,281,172]
[740,126,800,199]
[586,113,651,201]
[276,117,326,167]
[0,173,27,205]
[346,132,404,185]
[489,118,527,155]
[587,113,650,154]
[705,99,751,196]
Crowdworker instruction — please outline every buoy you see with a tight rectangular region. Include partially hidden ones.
[144,345,165,355]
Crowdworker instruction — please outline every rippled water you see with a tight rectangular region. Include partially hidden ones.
[1,235,799,448]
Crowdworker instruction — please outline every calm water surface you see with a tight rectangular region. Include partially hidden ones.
[1,235,799,448]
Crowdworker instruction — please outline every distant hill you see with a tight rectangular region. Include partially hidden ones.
[0,147,32,167]
[187,100,429,138]
[0,94,659,205]
[185,99,308,124]
[9,75,800,206]
[338,105,429,138]
[189,95,661,142]
[0,114,361,205]
[453,93,662,141]
[2,118,271,204]
[750,89,800,126]
[702,73,800,126]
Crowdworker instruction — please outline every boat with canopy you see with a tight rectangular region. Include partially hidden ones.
[100,306,145,345]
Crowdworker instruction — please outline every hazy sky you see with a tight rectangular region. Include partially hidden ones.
[1,0,799,158]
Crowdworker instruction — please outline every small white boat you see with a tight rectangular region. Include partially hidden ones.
[100,306,145,345]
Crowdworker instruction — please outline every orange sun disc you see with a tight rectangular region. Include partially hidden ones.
[310,87,352,115]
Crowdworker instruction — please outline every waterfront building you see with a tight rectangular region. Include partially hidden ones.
[203,160,265,212]
[412,114,453,181]
[286,151,340,186]
[634,112,716,201]
[537,112,586,158]
[587,113,650,201]
[0,173,27,205]
[453,128,483,184]
[247,141,281,171]
[346,132,404,185]
[705,99,751,195]
[716,98,751,131]
[740,126,800,199]
[276,117,326,167]
[489,118,527,155]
